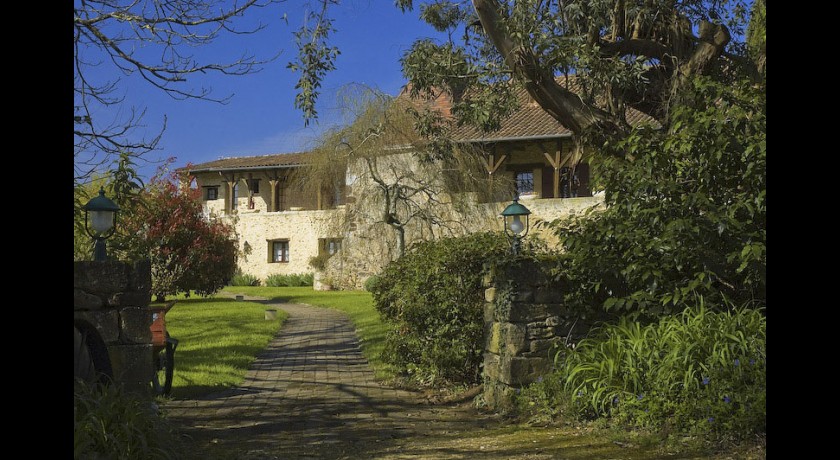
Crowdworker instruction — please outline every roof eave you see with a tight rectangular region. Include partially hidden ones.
[455,133,573,143]
[184,164,308,174]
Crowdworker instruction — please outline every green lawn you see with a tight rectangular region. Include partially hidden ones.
[157,295,287,399]
[220,286,394,379]
[160,286,390,400]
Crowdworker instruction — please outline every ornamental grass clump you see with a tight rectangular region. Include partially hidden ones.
[74,380,184,459]
[229,272,261,286]
[518,303,765,442]
[559,304,765,441]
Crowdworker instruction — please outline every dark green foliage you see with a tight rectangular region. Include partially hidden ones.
[287,7,340,126]
[545,76,766,319]
[371,232,509,386]
[265,273,314,287]
[363,275,381,292]
[518,305,765,442]
[229,272,261,287]
[74,380,184,459]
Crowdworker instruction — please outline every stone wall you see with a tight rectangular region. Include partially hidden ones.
[481,258,602,411]
[328,195,603,289]
[229,208,344,281]
[74,260,153,395]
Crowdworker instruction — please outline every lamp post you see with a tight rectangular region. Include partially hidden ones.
[82,187,120,261]
[501,195,531,255]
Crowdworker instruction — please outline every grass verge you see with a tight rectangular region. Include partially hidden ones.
[220,286,395,380]
[156,295,286,399]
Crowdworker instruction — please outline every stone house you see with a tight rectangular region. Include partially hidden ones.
[181,84,655,288]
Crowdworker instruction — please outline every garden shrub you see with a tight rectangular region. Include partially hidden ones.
[229,272,261,287]
[363,275,380,292]
[542,77,765,321]
[517,304,765,442]
[371,232,510,386]
[265,273,314,287]
[74,380,184,459]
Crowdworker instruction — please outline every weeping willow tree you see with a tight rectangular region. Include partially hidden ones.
[294,84,510,273]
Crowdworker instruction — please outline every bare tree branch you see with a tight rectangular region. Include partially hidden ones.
[74,0,283,187]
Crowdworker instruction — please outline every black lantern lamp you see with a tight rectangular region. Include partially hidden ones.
[82,187,120,261]
[501,195,531,255]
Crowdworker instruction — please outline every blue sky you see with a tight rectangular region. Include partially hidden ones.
[90,1,446,180]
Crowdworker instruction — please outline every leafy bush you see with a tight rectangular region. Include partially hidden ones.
[117,167,238,301]
[519,304,765,442]
[74,380,184,459]
[308,253,330,271]
[363,275,380,292]
[544,77,766,320]
[265,273,314,287]
[229,272,261,287]
[371,232,510,386]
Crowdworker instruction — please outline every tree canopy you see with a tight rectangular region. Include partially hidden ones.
[544,74,765,318]
[396,0,761,144]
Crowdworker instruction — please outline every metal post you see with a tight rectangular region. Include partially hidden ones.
[93,237,107,261]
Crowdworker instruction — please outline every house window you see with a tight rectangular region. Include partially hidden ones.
[249,179,260,195]
[269,240,290,263]
[232,183,239,210]
[321,238,342,256]
[205,187,219,200]
[514,171,534,195]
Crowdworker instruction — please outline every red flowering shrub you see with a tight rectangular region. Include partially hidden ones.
[119,169,237,301]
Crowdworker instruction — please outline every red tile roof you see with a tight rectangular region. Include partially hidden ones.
[183,77,659,172]
[181,152,312,172]
[398,76,659,142]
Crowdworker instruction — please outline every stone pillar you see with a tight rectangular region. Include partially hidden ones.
[482,258,588,411]
[74,260,154,397]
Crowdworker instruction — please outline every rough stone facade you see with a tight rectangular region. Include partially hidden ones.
[328,194,604,289]
[187,141,604,289]
[230,208,344,281]
[74,260,154,396]
[481,258,603,411]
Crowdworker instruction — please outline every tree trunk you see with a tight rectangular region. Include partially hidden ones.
[471,0,626,137]
[395,226,405,258]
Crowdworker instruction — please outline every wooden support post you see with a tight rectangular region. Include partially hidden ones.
[268,179,279,212]
[484,150,507,198]
[543,145,562,198]
[227,181,235,213]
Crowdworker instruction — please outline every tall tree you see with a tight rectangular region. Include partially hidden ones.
[546,75,766,318]
[395,0,758,145]
[746,0,766,74]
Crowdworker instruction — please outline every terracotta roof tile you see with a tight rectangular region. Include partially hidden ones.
[398,76,659,142]
[182,152,312,172]
[183,77,659,172]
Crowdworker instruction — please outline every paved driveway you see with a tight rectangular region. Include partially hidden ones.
[162,302,499,459]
